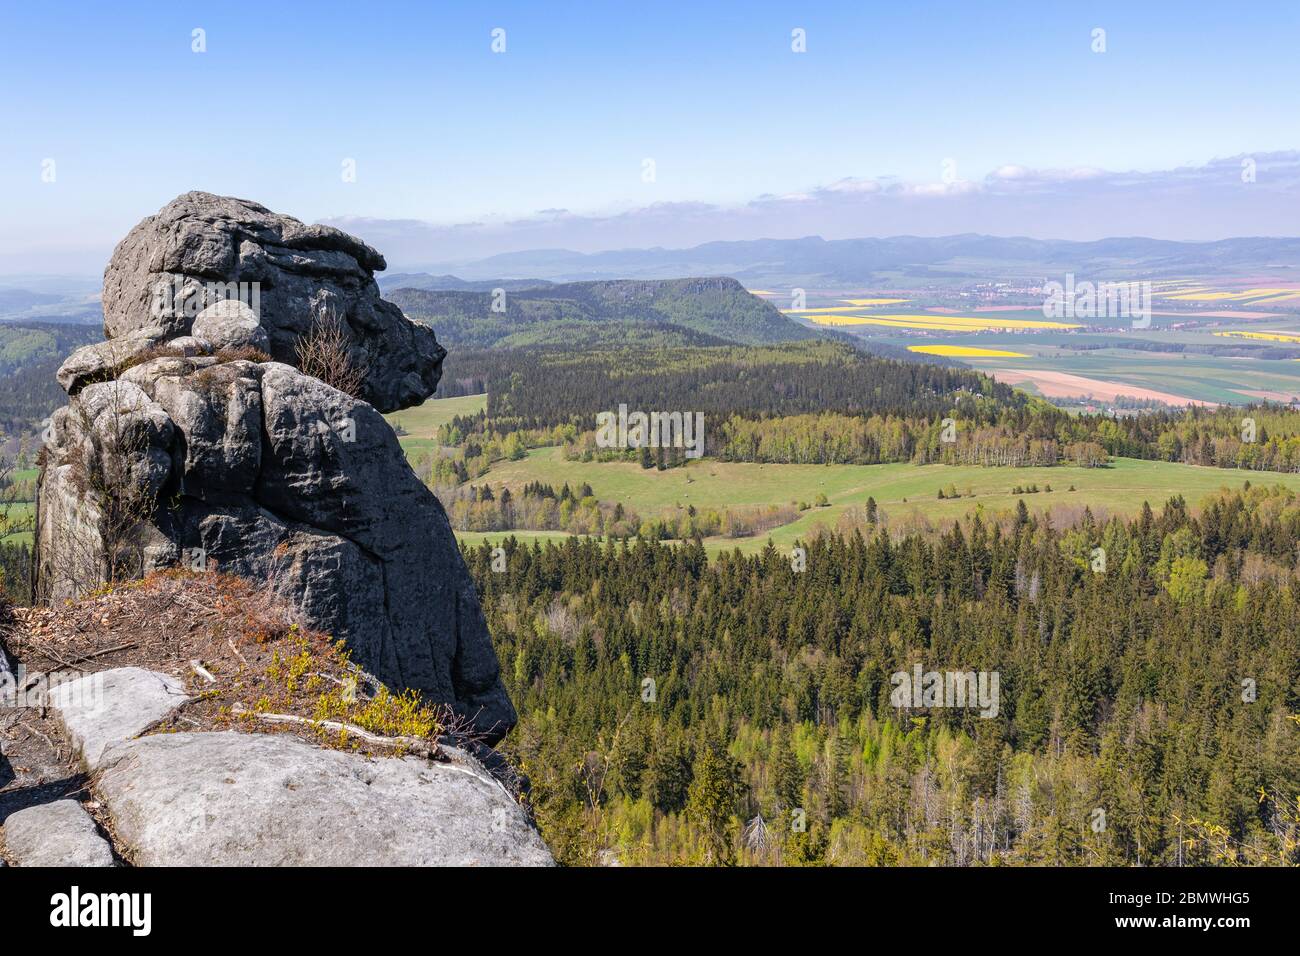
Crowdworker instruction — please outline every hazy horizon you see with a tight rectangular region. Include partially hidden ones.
[8,216,1300,284]
[3,1,1299,273]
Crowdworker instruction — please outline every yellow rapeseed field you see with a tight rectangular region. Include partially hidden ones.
[802,315,976,330]
[1165,287,1300,302]
[1213,330,1300,343]
[794,312,1080,331]
[907,345,1030,358]
[785,299,909,313]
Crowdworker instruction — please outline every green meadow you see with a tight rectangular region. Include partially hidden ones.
[2,466,37,543]
[450,446,1300,554]
[11,395,1295,555]
[386,392,487,457]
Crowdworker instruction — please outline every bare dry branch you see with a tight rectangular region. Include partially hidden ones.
[294,308,368,398]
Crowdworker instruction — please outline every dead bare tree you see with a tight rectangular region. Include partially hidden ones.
[294,307,369,398]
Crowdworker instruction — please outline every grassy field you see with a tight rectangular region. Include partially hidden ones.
[2,466,37,543]
[967,351,1300,406]
[2,502,32,544]
[453,447,1300,554]
[10,392,1297,557]
[385,393,487,457]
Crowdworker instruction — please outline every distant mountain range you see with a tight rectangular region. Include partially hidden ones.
[0,275,103,325]
[12,232,1300,331]
[376,274,554,294]
[16,231,1300,345]
[387,277,816,349]
[400,234,1300,287]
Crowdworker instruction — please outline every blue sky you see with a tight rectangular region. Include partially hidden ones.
[2,0,1298,272]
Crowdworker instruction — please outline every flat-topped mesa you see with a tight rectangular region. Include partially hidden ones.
[94,191,443,413]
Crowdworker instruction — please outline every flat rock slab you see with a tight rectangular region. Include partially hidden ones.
[49,668,190,770]
[95,730,553,866]
[3,800,114,867]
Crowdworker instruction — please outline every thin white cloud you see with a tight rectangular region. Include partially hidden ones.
[320,151,1300,269]
[990,164,1105,183]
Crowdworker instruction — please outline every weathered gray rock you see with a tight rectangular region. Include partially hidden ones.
[36,194,516,744]
[163,335,211,356]
[43,393,503,731]
[191,299,270,353]
[38,361,514,739]
[36,381,177,598]
[150,360,263,497]
[95,731,553,866]
[101,191,444,413]
[34,666,548,866]
[48,667,190,769]
[57,327,169,394]
[3,801,115,867]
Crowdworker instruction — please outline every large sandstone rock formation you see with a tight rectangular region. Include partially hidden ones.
[35,193,515,743]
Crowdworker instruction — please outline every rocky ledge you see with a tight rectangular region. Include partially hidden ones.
[0,573,551,866]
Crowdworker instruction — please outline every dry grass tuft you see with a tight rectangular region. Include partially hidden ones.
[9,570,443,757]
[214,345,272,364]
[294,310,368,397]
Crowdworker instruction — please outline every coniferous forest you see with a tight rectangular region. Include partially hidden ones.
[439,342,1300,474]
[467,485,1300,866]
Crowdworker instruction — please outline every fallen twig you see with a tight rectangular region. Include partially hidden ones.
[68,642,139,665]
[190,660,216,684]
[30,643,79,670]
[19,721,56,754]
